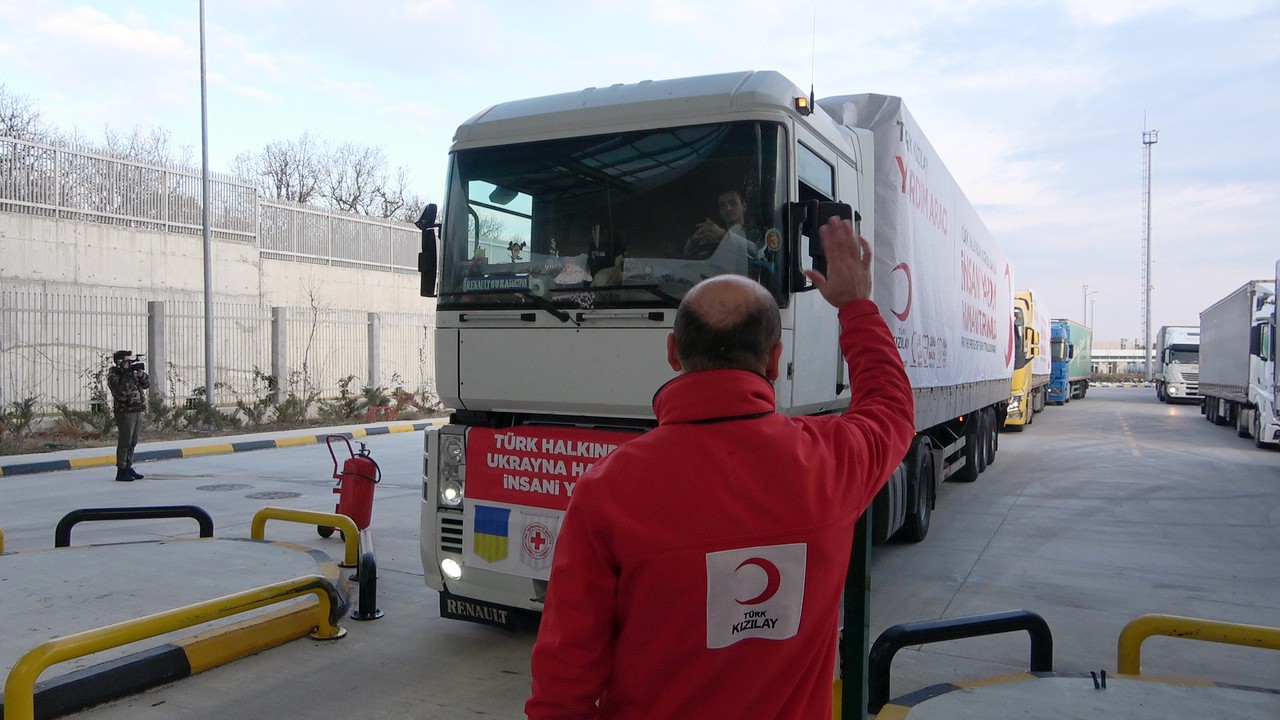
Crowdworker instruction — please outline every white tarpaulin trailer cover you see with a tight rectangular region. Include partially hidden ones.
[819,94,1015,390]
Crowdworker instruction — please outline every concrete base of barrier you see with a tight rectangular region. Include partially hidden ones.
[0,538,348,718]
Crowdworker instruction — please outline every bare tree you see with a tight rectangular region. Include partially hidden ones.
[102,126,192,167]
[232,132,323,205]
[0,84,54,142]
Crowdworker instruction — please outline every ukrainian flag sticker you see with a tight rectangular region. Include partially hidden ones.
[473,505,511,563]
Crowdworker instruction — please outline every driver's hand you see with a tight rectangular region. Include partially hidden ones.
[690,219,726,245]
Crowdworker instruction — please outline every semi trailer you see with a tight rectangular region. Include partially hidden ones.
[1199,274,1278,447]
[415,71,1014,628]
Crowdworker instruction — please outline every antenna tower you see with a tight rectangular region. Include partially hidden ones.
[1142,125,1159,381]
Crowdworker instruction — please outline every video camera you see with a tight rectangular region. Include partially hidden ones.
[129,354,147,373]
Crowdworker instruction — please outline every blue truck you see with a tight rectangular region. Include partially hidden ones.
[1049,319,1093,404]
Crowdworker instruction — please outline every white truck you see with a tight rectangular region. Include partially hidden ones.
[1154,325,1201,403]
[415,71,1014,628]
[1199,273,1278,447]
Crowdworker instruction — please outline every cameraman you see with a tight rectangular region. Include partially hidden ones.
[107,350,150,482]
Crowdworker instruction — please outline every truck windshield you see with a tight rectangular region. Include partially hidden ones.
[1051,336,1068,363]
[1167,346,1198,364]
[437,122,788,310]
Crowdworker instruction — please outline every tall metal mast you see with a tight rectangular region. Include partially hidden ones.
[1142,124,1158,381]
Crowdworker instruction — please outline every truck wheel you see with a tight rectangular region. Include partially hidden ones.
[976,413,989,473]
[983,408,998,468]
[1156,384,1166,402]
[951,419,980,483]
[1237,410,1252,439]
[896,440,934,543]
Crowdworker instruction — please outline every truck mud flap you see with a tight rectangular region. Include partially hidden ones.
[439,588,541,631]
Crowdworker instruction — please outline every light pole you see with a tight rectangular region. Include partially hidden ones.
[1083,284,1097,325]
[1142,126,1159,381]
[199,0,215,404]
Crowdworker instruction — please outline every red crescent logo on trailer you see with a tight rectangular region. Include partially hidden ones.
[1004,264,1014,367]
[891,263,912,321]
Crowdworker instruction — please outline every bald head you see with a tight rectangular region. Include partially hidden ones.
[670,275,781,376]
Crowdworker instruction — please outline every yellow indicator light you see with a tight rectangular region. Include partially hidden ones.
[795,97,811,115]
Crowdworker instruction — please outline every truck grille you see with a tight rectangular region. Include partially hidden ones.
[1184,372,1199,382]
[440,513,464,554]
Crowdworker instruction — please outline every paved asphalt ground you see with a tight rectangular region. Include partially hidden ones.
[0,389,1276,718]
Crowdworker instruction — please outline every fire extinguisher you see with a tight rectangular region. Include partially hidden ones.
[318,435,381,538]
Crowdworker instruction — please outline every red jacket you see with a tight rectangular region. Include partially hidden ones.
[527,300,915,719]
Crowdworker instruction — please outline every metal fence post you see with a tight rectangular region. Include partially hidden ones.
[368,312,381,390]
[146,301,166,401]
[271,306,288,405]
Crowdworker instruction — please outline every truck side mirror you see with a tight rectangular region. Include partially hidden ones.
[1249,324,1262,357]
[1068,344,1074,360]
[416,203,440,298]
[790,200,855,290]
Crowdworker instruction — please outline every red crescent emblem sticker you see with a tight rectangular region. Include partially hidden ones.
[891,262,912,321]
[1004,264,1014,367]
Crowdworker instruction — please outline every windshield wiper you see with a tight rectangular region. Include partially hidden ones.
[444,288,577,324]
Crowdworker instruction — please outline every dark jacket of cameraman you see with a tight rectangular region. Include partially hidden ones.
[107,364,150,413]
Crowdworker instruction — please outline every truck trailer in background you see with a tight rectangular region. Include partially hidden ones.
[1154,325,1201,403]
[1005,290,1049,428]
[1048,318,1092,404]
[414,71,1015,629]
[1199,274,1278,447]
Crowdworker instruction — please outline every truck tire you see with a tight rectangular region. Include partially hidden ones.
[951,421,980,483]
[1156,383,1166,402]
[976,412,989,473]
[983,408,998,468]
[896,439,934,543]
[870,463,907,546]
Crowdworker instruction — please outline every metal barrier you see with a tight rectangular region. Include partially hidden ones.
[868,609,1053,713]
[2,573,345,720]
[250,506,360,567]
[54,506,215,547]
[1117,614,1280,675]
[349,528,382,621]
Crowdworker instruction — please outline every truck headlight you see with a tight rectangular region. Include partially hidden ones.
[440,479,463,507]
[441,557,463,580]
[437,431,466,508]
[442,436,464,464]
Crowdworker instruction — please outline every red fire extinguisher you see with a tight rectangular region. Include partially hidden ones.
[318,435,381,538]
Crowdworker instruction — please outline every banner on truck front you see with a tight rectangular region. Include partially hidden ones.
[462,425,638,580]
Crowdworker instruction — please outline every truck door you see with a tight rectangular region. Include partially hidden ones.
[789,134,843,413]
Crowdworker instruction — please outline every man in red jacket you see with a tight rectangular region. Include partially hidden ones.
[526,217,915,719]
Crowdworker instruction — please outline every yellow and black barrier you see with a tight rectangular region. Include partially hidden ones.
[2,573,346,720]
[1117,613,1280,675]
[251,506,360,567]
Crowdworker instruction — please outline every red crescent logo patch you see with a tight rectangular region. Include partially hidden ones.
[734,557,782,605]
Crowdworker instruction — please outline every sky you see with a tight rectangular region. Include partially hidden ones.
[1,0,1277,342]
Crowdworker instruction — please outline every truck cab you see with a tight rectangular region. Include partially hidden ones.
[1154,325,1201,403]
[1005,290,1049,428]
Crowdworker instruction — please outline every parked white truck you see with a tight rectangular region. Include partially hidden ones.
[415,71,1014,628]
[1154,325,1201,403]
[1199,273,1278,447]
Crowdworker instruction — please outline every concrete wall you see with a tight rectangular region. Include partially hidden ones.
[0,212,427,313]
